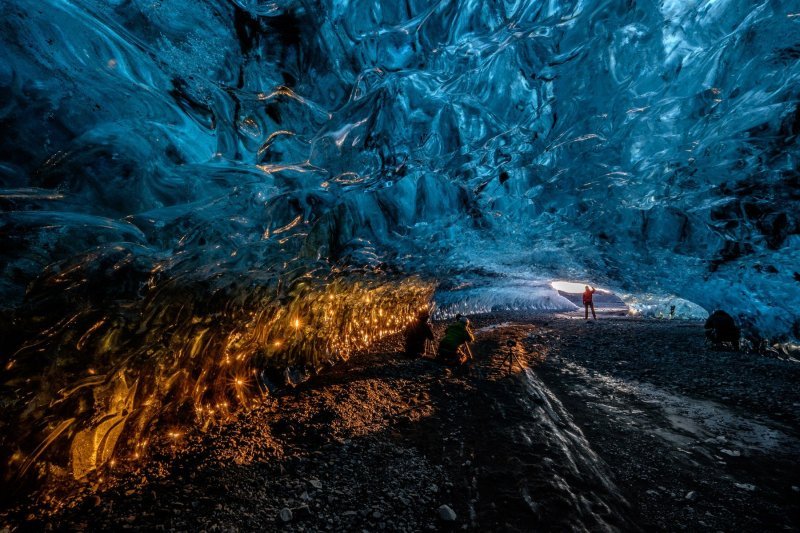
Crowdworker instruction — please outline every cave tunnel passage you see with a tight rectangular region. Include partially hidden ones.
[551,280,629,315]
[550,281,710,321]
[0,0,798,515]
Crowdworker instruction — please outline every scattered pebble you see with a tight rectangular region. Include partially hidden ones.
[438,504,457,522]
[720,449,741,457]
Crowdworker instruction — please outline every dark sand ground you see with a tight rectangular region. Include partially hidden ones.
[6,312,800,531]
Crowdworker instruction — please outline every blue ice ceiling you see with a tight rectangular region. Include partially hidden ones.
[1,0,799,337]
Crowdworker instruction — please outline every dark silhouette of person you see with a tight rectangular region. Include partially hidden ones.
[704,310,740,350]
[583,285,597,320]
[436,314,475,366]
[404,308,435,358]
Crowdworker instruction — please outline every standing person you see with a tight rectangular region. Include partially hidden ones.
[404,308,435,358]
[436,314,475,366]
[583,285,597,320]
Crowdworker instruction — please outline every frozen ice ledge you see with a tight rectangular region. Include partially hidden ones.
[0,0,798,487]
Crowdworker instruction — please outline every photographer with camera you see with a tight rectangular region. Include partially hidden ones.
[436,314,475,366]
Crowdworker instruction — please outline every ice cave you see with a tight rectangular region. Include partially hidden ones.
[1,0,799,530]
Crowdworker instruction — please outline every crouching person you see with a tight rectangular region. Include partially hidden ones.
[436,315,475,366]
[404,308,435,358]
[704,310,740,351]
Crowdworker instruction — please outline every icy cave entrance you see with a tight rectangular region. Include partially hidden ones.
[551,280,710,320]
[432,278,710,321]
[551,281,629,316]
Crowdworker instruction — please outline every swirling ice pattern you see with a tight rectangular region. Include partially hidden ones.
[0,0,798,487]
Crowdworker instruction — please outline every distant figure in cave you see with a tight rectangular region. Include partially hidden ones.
[704,310,740,351]
[436,314,475,366]
[404,308,435,358]
[583,286,597,320]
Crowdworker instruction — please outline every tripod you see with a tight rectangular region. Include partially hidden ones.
[500,340,523,373]
[423,339,434,359]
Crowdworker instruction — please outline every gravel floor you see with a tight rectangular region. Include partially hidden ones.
[4,313,799,531]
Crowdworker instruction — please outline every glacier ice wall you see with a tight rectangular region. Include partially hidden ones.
[1,0,799,484]
[1,0,798,335]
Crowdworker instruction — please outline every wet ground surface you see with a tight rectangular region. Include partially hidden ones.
[536,314,800,531]
[4,313,800,531]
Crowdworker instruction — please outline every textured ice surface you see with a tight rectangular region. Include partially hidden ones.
[1,0,799,334]
[1,0,799,483]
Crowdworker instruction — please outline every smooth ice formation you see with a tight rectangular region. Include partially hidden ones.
[1,0,799,484]
[434,281,577,318]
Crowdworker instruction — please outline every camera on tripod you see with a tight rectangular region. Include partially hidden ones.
[500,339,522,373]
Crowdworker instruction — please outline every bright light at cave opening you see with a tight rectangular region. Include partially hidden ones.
[551,281,593,293]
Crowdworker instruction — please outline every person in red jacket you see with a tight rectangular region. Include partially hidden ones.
[583,285,596,320]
